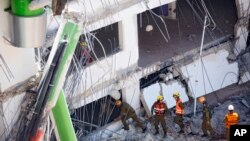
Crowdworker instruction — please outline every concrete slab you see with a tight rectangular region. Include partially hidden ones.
[180,49,239,98]
[162,81,189,108]
[141,81,188,116]
[138,0,237,67]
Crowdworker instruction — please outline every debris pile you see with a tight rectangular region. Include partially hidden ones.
[97,91,250,141]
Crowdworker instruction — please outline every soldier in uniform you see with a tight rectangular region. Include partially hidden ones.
[151,95,168,137]
[173,92,185,133]
[115,100,147,133]
[198,96,215,137]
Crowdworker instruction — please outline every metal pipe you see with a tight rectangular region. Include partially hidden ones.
[47,22,82,109]
[11,13,47,48]
[52,91,77,141]
[10,0,47,48]
[194,15,207,117]
[47,22,81,141]
[23,42,66,140]
[199,15,208,56]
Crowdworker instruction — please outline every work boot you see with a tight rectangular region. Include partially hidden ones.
[142,127,147,133]
[154,130,159,135]
[122,127,129,131]
[163,132,167,138]
[201,134,208,137]
[178,129,184,133]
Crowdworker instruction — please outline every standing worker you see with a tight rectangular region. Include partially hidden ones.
[198,96,215,137]
[115,100,147,133]
[173,92,185,133]
[223,104,239,141]
[151,95,168,137]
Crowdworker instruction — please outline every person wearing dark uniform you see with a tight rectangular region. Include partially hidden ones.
[115,100,147,133]
[173,92,185,133]
[198,96,215,137]
[151,95,168,137]
[223,104,239,141]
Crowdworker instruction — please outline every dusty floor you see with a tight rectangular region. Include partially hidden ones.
[138,0,237,67]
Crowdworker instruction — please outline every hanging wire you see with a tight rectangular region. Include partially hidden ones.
[6,0,248,140]
[143,0,170,42]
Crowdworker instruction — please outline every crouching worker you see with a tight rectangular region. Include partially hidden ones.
[115,100,147,133]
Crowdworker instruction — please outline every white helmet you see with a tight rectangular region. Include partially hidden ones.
[228,105,234,110]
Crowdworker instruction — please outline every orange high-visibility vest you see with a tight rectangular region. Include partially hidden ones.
[176,99,184,115]
[154,102,165,115]
[225,112,239,129]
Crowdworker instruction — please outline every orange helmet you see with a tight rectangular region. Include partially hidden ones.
[198,96,206,104]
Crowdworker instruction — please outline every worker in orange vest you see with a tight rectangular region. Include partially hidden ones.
[223,104,239,140]
[173,92,185,133]
[151,95,168,137]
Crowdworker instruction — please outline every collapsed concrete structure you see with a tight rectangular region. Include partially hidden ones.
[0,0,250,140]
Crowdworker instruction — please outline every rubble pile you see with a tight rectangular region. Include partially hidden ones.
[105,91,250,141]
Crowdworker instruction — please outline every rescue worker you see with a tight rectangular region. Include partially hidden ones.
[115,100,147,133]
[223,104,239,141]
[198,96,215,137]
[173,92,185,133]
[151,95,168,137]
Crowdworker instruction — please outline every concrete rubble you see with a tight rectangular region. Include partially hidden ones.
[87,86,250,141]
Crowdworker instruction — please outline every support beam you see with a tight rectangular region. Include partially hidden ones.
[67,0,176,31]
[47,22,81,141]
[118,14,139,58]
[118,15,140,110]
[34,21,81,141]
[122,81,141,111]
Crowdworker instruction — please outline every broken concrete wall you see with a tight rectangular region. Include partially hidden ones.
[0,94,25,138]
[67,0,176,31]
[235,0,250,18]
[238,51,250,84]
[0,1,38,140]
[234,25,248,56]
[141,44,240,117]
[181,49,239,98]
[71,15,140,109]
[233,0,250,82]
[141,81,189,116]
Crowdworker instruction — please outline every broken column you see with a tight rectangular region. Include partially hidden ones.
[121,80,141,112]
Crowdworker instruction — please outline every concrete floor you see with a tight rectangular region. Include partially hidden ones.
[138,0,237,67]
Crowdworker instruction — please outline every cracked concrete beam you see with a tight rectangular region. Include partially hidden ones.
[65,0,176,31]
[0,73,42,102]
